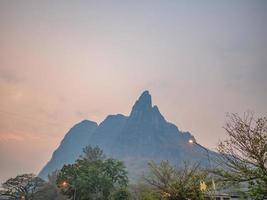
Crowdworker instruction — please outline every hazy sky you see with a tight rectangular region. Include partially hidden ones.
[0,0,267,183]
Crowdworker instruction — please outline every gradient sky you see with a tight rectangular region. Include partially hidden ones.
[0,0,267,183]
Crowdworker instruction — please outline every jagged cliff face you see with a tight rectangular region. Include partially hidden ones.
[39,91,208,180]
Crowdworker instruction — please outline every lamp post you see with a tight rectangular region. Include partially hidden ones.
[73,165,79,200]
[61,179,76,200]
[188,138,211,169]
[188,138,216,198]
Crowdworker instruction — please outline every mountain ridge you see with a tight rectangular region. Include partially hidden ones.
[39,91,209,180]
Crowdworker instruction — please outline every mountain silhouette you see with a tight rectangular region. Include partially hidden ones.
[39,91,211,180]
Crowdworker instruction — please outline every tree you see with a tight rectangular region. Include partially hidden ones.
[33,171,67,200]
[0,174,45,200]
[138,187,161,200]
[109,188,131,200]
[57,164,80,199]
[48,171,68,200]
[144,161,210,200]
[130,184,161,200]
[32,183,58,200]
[213,112,267,199]
[79,145,105,162]
[57,145,129,200]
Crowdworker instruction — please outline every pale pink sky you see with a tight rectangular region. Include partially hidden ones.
[0,0,267,183]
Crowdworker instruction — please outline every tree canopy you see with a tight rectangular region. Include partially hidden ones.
[57,145,129,200]
[144,161,210,200]
[0,173,45,200]
[213,112,267,199]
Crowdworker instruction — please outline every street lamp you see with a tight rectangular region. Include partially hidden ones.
[61,179,77,200]
[188,138,211,168]
[188,139,194,144]
[61,181,68,188]
[188,138,216,195]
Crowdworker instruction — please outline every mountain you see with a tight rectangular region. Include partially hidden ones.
[39,91,211,180]
[38,120,98,179]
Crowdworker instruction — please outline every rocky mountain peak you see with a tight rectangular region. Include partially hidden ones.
[39,91,211,181]
[130,90,152,115]
[129,91,152,121]
[128,91,166,127]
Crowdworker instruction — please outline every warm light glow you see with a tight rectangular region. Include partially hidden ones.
[61,181,68,187]
[162,192,171,197]
[188,139,194,144]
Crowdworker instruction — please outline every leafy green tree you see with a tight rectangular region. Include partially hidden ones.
[109,188,131,200]
[0,174,45,200]
[139,188,161,200]
[144,161,210,200]
[130,183,163,200]
[213,112,267,199]
[57,145,128,200]
[57,164,80,199]
[133,185,161,200]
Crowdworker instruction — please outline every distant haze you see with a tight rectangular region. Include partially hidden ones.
[0,0,266,183]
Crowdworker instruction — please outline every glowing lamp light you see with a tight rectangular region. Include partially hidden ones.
[188,139,194,144]
[61,181,68,187]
